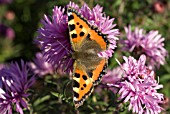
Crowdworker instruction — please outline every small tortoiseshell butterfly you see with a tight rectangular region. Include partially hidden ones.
[67,7,109,108]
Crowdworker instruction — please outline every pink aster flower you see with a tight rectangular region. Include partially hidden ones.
[102,67,124,93]
[0,60,35,114]
[121,25,168,69]
[36,2,119,72]
[29,52,55,77]
[116,55,164,114]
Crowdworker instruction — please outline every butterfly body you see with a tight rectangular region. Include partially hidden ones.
[72,38,103,69]
[67,8,109,108]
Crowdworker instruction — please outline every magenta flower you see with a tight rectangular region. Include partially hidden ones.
[36,2,119,72]
[0,60,35,114]
[29,52,55,76]
[121,26,168,69]
[102,67,124,84]
[116,55,164,114]
[102,67,124,93]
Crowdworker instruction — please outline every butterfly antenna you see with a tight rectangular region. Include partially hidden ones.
[56,40,72,55]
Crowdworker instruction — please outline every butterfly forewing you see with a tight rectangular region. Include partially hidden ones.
[89,27,108,50]
[67,8,90,50]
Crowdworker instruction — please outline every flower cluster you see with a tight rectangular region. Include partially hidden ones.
[0,61,35,114]
[29,52,55,77]
[36,1,119,73]
[121,26,168,69]
[115,55,164,114]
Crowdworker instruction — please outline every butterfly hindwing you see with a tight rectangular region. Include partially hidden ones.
[73,59,107,108]
[73,62,94,108]
[90,59,108,85]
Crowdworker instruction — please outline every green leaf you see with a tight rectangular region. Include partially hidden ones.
[51,92,72,104]
[33,95,51,107]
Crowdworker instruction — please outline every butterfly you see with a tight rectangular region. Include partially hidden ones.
[67,7,109,108]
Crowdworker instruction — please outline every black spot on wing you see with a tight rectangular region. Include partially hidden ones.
[76,22,79,25]
[74,84,94,107]
[79,25,83,28]
[69,24,75,31]
[82,75,87,80]
[79,32,85,37]
[73,80,80,88]
[81,87,84,90]
[68,15,74,22]
[71,33,77,39]
[74,91,79,98]
[75,73,80,78]
[83,84,86,87]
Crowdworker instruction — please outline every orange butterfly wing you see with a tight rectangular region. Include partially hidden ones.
[91,59,108,86]
[72,62,94,108]
[68,7,108,108]
[68,8,90,50]
[67,8,108,51]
